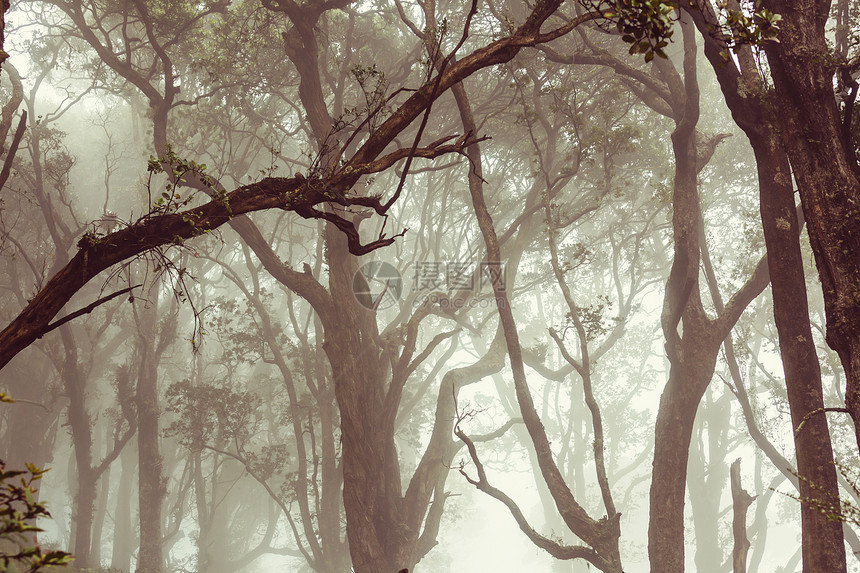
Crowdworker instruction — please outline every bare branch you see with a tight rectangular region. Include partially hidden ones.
[40,285,140,338]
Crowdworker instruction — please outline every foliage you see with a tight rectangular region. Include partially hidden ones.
[147,143,219,216]
[716,0,782,54]
[582,0,781,62]
[0,461,72,572]
[164,379,261,451]
[606,0,677,61]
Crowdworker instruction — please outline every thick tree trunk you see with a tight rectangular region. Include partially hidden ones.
[760,0,860,451]
[752,135,847,572]
[277,11,408,572]
[682,4,849,568]
[322,202,424,572]
[647,19,772,569]
[648,25,714,570]
[648,340,721,572]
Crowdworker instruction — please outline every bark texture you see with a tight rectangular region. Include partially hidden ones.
[648,17,770,571]
[759,0,860,452]
[685,3,849,567]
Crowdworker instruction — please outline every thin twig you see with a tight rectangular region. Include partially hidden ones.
[39,284,140,338]
[795,407,850,436]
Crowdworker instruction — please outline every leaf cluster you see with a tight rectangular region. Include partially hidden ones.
[0,461,72,572]
[164,379,261,451]
[715,0,781,56]
[605,0,678,62]
[147,144,218,216]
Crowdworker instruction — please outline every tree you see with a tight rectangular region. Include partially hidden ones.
[1,0,857,571]
[683,0,850,568]
[684,0,860,457]
[0,2,645,571]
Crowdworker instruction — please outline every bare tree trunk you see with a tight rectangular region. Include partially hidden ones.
[90,430,112,565]
[730,460,753,573]
[61,324,96,570]
[684,6,849,567]
[135,300,166,573]
[759,0,860,454]
[687,391,730,572]
[111,445,136,572]
[753,136,847,572]
[647,17,770,571]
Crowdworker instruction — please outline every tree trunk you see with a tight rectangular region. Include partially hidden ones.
[649,342,721,572]
[61,324,95,570]
[111,445,136,572]
[730,459,753,573]
[649,22,716,570]
[683,8,849,567]
[90,431,112,565]
[752,134,847,572]
[687,391,730,572]
[135,301,164,573]
[647,17,772,570]
[760,0,860,452]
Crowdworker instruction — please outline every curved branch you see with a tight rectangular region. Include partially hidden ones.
[0,0,601,375]
[454,423,605,565]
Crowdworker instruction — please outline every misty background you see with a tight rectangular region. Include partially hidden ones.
[0,0,858,572]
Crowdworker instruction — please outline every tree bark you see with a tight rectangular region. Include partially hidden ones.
[135,300,166,573]
[684,5,849,567]
[759,0,860,452]
[648,16,771,571]
[61,326,96,569]
[90,433,112,565]
[753,135,847,572]
[730,459,753,573]
[110,445,136,572]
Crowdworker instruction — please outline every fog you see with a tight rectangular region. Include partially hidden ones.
[1,0,859,572]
